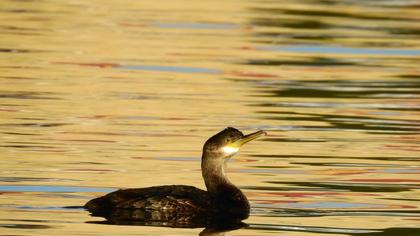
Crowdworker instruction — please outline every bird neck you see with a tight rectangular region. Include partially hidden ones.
[201,152,241,197]
[201,151,250,218]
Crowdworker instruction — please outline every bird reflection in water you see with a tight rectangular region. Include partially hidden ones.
[87,212,246,236]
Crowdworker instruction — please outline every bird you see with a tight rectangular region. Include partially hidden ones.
[84,127,266,226]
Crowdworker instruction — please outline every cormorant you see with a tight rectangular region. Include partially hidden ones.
[84,127,266,226]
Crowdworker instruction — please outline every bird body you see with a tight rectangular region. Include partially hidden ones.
[84,127,266,226]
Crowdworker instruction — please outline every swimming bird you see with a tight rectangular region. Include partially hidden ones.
[84,127,266,226]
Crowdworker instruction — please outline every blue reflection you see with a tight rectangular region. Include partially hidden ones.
[0,185,114,193]
[261,44,420,56]
[16,206,83,210]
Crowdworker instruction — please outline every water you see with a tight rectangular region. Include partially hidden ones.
[1,0,419,235]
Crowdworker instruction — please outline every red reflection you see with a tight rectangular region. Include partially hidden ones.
[52,62,119,68]
[350,179,420,183]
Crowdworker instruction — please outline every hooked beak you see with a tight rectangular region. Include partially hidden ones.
[230,130,267,148]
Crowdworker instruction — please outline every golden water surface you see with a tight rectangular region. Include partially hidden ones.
[1,0,419,235]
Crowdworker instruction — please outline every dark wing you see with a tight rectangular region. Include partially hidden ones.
[84,185,211,216]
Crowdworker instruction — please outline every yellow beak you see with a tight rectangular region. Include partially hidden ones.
[228,130,266,148]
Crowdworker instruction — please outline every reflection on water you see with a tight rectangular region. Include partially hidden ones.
[0,0,419,235]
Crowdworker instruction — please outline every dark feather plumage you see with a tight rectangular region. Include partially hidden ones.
[85,185,211,215]
[84,127,265,227]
